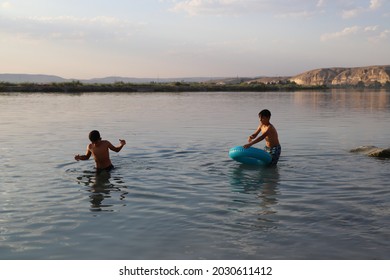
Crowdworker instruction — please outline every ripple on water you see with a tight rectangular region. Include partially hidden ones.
[2,91,390,259]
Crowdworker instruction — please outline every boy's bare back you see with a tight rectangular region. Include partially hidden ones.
[75,130,126,170]
[88,140,115,169]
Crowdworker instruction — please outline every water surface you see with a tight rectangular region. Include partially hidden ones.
[1,90,389,259]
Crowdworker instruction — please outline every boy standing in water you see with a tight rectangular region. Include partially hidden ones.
[75,130,126,172]
[244,109,281,166]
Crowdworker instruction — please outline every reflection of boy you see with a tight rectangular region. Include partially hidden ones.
[75,130,126,172]
[244,109,281,165]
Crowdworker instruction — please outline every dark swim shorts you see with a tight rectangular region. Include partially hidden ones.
[265,145,281,166]
[96,164,114,174]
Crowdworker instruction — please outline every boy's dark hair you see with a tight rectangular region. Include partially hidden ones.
[259,109,271,118]
[89,130,101,143]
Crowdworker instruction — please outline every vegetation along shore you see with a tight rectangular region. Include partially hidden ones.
[1,65,389,93]
[0,80,328,93]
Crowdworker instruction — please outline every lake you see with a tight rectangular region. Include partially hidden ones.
[0,90,389,260]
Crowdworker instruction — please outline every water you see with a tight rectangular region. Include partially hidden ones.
[1,90,389,260]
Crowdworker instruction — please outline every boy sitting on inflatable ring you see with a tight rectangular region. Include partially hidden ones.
[244,109,281,166]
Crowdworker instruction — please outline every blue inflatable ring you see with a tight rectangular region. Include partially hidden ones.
[229,146,272,166]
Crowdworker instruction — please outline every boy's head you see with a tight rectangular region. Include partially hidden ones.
[89,130,101,143]
[259,109,271,119]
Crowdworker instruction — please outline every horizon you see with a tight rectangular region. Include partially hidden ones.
[2,64,390,81]
[1,0,389,79]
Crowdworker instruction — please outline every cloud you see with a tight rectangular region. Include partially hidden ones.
[1,1,11,9]
[379,29,389,39]
[168,0,322,17]
[316,0,325,8]
[275,10,318,19]
[367,28,390,43]
[369,0,382,10]
[364,25,379,32]
[321,25,389,42]
[342,0,384,19]
[320,26,360,41]
[0,15,145,43]
[169,0,256,16]
[342,8,364,19]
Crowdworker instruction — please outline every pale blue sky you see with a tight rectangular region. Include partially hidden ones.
[0,0,389,78]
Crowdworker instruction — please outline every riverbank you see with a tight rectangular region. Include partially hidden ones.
[0,81,327,93]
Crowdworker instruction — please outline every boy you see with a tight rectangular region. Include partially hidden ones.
[75,130,126,172]
[244,109,281,166]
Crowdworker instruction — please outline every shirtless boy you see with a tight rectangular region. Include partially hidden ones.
[244,109,281,166]
[74,130,126,172]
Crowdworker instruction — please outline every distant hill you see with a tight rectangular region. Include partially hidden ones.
[0,74,69,83]
[1,65,390,86]
[290,65,390,86]
[85,76,225,84]
[0,74,224,84]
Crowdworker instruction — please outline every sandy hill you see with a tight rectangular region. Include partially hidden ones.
[290,65,390,86]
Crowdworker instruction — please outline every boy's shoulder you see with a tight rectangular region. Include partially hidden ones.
[262,123,277,131]
[269,123,277,130]
[89,140,109,148]
[100,140,113,147]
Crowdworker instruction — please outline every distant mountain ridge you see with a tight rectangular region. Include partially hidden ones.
[1,65,390,86]
[0,74,68,83]
[289,65,390,86]
[0,74,224,84]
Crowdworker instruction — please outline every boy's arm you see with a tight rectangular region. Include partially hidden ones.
[75,145,92,161]
[248,125,262,142]
[244,128,269,148]
[108,139,126,153]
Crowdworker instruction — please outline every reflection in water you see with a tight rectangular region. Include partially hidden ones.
[75,169,128,212]
[294,90,390,111]
[229,165,280,218]
[3,91,389,259]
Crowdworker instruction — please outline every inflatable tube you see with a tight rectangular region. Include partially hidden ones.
[229,146,272,166]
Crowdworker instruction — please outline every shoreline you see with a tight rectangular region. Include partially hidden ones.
[0,81,326,93]
[0,81,346,93]
[1,81,389,93]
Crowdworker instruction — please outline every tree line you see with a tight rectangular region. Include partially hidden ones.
[0,80,328,93]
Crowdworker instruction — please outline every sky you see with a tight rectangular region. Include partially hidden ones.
[0,0,389,79]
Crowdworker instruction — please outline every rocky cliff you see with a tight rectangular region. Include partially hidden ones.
[290,65,390,86]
